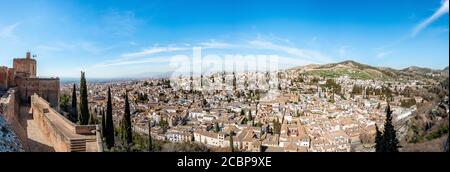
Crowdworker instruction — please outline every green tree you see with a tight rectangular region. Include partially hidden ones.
[375,124,383,152]
[213,122,220,133]
[101,109,106,138]
[71,84,78,123]
[78,71,90,125]
[122,91,133,149]
[445,135,449,152]
[381,103,400,152]
[105,87,115,149]
[229,131,235,152]
[233,72,237,91]
[148,120,153,152]
[273,119,281,135]
[59,94,70,113]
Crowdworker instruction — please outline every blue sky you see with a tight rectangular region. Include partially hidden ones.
[0,0,448,78]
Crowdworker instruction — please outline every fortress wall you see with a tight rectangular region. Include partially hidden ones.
[7,68,15,87]
[0,67,8,90]
[31,94,102,152]
[16,78,60,107]
[32,95,73,152]
[32,106,70,152]
[0,88,29,150]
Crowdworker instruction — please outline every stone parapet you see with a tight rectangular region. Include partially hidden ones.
[31,94,102,152]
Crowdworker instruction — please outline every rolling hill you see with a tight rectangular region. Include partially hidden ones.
[289,60,397,80]
[289,60,447,81]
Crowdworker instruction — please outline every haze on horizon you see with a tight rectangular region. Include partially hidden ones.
[0,0,448,78]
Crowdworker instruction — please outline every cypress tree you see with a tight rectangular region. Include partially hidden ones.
[71,84,78,123]
[229,131,235,152]
[105,87,115,149]
[213,122,220,133]
[233,72,237,91]
[381,103,400,152]
[148,120,153,152]
[101,109,106,138]
[78,71,89,125]
[375,124,383,152]
[444,135,449,152]
[122,91,133,148]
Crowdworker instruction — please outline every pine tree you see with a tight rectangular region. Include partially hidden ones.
[105,87,115,149]
[375,124,383,152]
[381,103,400,152]
[78,71,90,125]
[71,84,78,123]
[122,91,133,148]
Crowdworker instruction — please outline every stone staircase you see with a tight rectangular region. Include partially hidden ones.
[69,138,87,152]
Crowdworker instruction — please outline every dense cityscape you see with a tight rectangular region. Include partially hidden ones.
[58,61,449,152]
[1,0,448,155]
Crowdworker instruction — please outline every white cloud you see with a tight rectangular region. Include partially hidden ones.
[0,23,20,39]
[35,45,64,52]
[248,39,332,63]
[412,0,449,37]
[97,45,190,67]
[198,40,233,49]
[35,41,113,53]
[95,36,333,75]
[376,51,393,59]
[121,46,188,58]
[95,56,174,67]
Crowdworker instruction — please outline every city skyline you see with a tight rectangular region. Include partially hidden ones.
[0,0,448,78]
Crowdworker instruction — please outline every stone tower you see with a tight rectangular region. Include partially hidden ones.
[13,52,37,78]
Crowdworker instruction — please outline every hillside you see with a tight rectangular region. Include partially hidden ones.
[0,115,23,152]
[288,60,447,81]
[289,60,396,80]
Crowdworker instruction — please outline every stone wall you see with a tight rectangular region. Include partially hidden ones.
[31,94,102,152]
[0,88,29,149]
[16,78,60,107]
[0,66,8,90]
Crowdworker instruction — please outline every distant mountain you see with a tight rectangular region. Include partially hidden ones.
[401,66,434,74]
[442,66,449,77]
[289,60,447,80]
[290,60,397,80]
